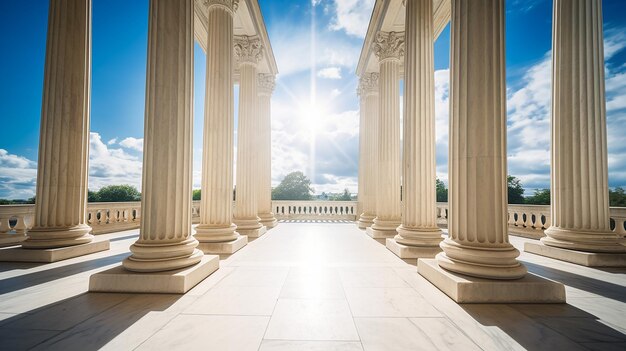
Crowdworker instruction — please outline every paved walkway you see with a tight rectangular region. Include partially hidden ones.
[0,222,625,350]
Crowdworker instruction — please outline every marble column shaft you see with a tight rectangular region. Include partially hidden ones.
[257,74,278,228]
[396,0,442,247]
[123,0,202,272]
[369,32,403,235]
[24,0,93,249]
[195,0,240,243]
[234,36,265,235]
[358,73,379,229]
[436,0,527,279]
[542,0,626,252]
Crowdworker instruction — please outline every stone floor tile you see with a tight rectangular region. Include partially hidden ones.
[259,340,363,351]
[264,298,359,341]
[186,285,281,315]
[344,287,442,317]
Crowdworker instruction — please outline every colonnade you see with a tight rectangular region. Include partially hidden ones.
[357,0,624,293]
[0,0,278,292]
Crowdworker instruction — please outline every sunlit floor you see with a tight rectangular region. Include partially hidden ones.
[0,222,625,350]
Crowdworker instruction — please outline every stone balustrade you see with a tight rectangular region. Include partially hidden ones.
[273,201,358,220]
[1,201,624,238]
[0,204,34,246]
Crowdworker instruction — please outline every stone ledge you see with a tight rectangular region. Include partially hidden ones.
[417,259,566,303]
[386,238,442,259]
[89,255,219,294]
[0,234,27,248]
[366,227,396,239]
[0,239,110,263]
[525,241,626,267]
[197,235,248,254]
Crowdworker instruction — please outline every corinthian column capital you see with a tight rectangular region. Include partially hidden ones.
[257,73,275,96]
[204,0,239,13]
[373,31,405,62]
[358,72,379,97]
[235,36,264,66]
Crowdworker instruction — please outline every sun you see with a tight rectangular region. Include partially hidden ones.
[297,102,327,136]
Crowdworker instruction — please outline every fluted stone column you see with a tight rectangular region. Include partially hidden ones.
[540,0,626,254]
[435,0,526,279]
[366,32,403,239]
[195,0,245,252]
[122,0,203,273]
[357,73,379,229]
[387,0,442,259]
[234,36,266,238]
[257,74,278,229]
[17,0,107,258]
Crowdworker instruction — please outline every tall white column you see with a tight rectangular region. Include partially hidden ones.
[22,0,94,249]
[542,0,626,253]
[195,0,241,245]
[257,74,278,229]
[367,32,403,238]
[357,73,379,229]
[123,0,202,272]
[234,36,266,237]
[435,0,526,279]
[389,0,442,258]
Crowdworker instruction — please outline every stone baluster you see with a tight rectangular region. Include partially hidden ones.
[194,0,247,254]
[366,31,404,239]
[435,0,526,279]
[233,36,266,238]
[539,0,626,254]
[257,73,278,229]
[357,73,379,229]
[388,0,443,259]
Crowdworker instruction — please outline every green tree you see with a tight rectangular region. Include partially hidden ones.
[507,176,525,204]
[96,185,141,202]
[525,189,550,205]
[88,190,99,203]
[192,189,201,201]
[271,171,313,200]
[331,188,352,201]
[610,187,626,207]
[436,179,448,202]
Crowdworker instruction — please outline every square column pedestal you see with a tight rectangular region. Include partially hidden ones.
[386,238,442,259]
[198,235,248,255]
[525,242,626,267]
[0,239,110,263]
[365,227,396,240]
[242,226,267,239]
[89,255,219,294]
[417,259,566,303]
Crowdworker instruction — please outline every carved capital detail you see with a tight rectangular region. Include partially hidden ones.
[204,0,239,13]
[358,72,379,97]
[234,36,264,66]
[258,74,275,96]
[373,31,405,62]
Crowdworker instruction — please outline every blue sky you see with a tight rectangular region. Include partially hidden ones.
[0,0,626,199]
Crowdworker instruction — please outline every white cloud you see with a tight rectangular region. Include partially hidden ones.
[329,0,375,38]
[107,138,117,145]
[318,67,342,79]
[0,149,37,199]
[119,137,144,152]
[88,132,143,190]
[330,88,341,97]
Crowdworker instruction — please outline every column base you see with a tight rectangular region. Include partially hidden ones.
[240,226,266,238]
[386,238,442,259]
[366,218,400,238]
[542,227,626,253]
[366,227,396,239]
[259,213,278,229]
[525,241,626,267]
[197,235,248,255]
[89,255,219,294]
[357,213,375,229]
[0,234,27,248]
[417,259,566,303]
[0,239,109,263]
[21,224,93,249]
